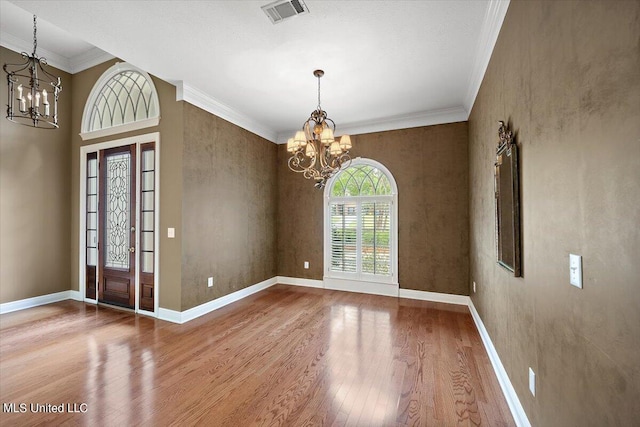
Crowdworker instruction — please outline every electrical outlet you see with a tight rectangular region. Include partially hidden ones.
[207,277,214,288]
[473,281,476,293]
[304,261,309,269]
[529,368,536,396]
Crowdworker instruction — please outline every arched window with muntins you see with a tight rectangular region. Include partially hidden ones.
[81,63,160,140]
[324,158,398,290]
[330,164,393,197]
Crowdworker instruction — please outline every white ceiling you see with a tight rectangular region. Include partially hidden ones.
[1,0,509,142]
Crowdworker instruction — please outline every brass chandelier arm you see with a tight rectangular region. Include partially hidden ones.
[288,150,317,173]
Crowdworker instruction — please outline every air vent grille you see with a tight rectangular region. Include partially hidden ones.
[262,0,309,24]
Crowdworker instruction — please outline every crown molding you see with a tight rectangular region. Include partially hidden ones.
[175,82,278,143]
[1,30,114,74]
[69,48,114,74]
[1,30,71,72]
[275,106,469,144]
[463,0,511,114]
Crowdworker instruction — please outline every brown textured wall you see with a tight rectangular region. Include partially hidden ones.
[468,1,640,425]
[181,103,278,310]
[278,122,469,295]
[70,59,184,311]
[0,47,72,303]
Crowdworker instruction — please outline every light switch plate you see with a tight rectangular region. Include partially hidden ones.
[569,254,582,288]
[304,261,309,269]
[168,227,175,238]
[529,368,536,396]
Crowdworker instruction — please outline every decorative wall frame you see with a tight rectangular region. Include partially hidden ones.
[494,121,521,276]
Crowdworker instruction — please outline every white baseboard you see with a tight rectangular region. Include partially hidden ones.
[323,277,399,297]
[399,288,470,306]
[276,276,324,288]
[0,290,79,314]
[157,276,279,324]
[157,307,182,324]
[280,276,469,304]
[469,299,531,427]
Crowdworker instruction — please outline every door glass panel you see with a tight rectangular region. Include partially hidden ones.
[142,191,154,211]
[142,231,154,251]
[142,150,154,170]
[87,212,97,230]
[142,212,154,231]
[142,171,154,191]
[87,194,97,212]
[88,176,97,194]
[104,152,131,269]
[87,248,97,266]
[142,252,154,273]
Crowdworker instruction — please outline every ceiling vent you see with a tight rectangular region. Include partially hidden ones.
[262,0,309,24]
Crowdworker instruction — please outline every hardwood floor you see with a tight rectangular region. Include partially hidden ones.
[0,285,514,426]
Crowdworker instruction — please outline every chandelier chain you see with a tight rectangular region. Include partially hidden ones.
[317,74,321,111]
[32,15,37,56]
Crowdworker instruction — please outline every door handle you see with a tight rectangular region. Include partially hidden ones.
[129,247,135,253]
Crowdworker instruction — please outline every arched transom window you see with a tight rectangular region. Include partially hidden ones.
[330,164,393,197]
[81,63,160,140]
[325,159,398,289]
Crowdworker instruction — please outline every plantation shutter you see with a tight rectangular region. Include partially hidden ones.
[330,202,357,272]
[361,202,391,275]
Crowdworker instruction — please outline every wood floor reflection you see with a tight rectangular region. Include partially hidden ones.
[0,285,514,426]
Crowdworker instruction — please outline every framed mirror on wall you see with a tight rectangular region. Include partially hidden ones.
[494,121,521,276]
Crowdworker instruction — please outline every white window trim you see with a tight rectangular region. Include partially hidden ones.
[80,62,160,141]
[323,158,399,292]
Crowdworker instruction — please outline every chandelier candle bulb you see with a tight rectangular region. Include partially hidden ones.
[340,135,352,150]
[43,89,49,116]
[27,92,32,108]
[320,127,334,145]
[287,138,296,153]
[35,91,40,108]
[294,131,306,148]
[20,97,26,112]
[305,143,316,157]
[17,84,23,100]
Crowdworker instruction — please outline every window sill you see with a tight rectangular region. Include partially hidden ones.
[80,117,160,141]
[323,276,399,297]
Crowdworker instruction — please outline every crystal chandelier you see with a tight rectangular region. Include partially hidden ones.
[3,15,62,129]
[287,70,352,189]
